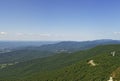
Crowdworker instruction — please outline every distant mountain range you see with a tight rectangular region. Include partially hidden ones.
[31,39,120,52]
[0,39,120,63]
[0,41,57,49]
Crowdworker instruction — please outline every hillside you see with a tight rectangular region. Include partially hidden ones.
[0,44,120,81]
[23,45,120,81]
[1,39,120,63]
[0,49,54,63]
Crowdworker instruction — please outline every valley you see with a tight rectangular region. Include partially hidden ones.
[0,43,120,81]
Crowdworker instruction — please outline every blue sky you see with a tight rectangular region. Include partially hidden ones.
[0,0,120,41]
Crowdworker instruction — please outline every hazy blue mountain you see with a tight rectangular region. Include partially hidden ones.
[30,39,120,52]
[0,41,57,49]
[0,39,120,63]
[0,41,57,55]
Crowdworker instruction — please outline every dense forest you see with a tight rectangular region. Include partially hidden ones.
[0,44,120,81]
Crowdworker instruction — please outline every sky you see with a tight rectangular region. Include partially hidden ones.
[0,0,120,41]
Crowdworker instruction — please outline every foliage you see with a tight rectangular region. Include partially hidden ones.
[0,44,120,81]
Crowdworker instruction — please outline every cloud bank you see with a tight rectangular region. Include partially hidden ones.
[114,32,120,35]
[0,32,7,35]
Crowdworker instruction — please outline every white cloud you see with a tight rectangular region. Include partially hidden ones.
[17,33,24,36]
[37,34,51,37]
[0,32,7,35]
[0,32,51,40]
[16,33,51,37]
[113,32,120,35]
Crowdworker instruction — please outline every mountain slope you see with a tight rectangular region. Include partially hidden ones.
[24,45,120,81]
[0,44,120,81]
[0,49,53,63]
[28,53,120,81]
